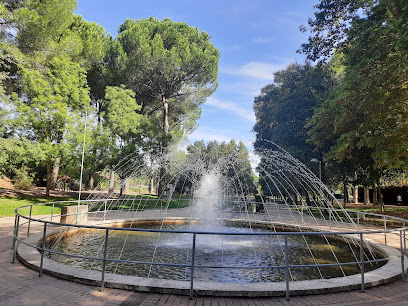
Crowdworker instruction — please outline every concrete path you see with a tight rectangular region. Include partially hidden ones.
[1,211,408,305]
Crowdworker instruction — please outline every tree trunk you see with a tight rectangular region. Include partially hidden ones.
[343,182,348,208]
[149,177,154,195]
[353,186,359,203]
[306,193,311,206]
[88,170,94,190]
[364,187,370,205]
[158,95,169,197]
[373,186,378,205]
[378,185,384,212]
[49,156,61,190]
[123,178,129,194]
[46,160,51,197]
[49,131,64,190]
[162,95,169,135]
[109,170,115,193]
[158,166,166,197]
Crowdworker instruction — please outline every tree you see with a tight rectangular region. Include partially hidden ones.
[0,137,44,179]
[185,140,257,196]
[114,17,220,195]
[1,0,107,194]
[301,0,408,169]
[14,52,90,194]
[102,85,146,193]
[253,63,336,164]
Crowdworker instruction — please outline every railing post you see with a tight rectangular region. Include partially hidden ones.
[329,209,332,229]
[285,235,290,301]
[50,203,55,227]
[189,233,197,300]
[400,230,406,282]
[103,200,108,221]
[357,211,360,230]
[404,228,407,256]
[100,228,109,291]
[383,216,387,244]
[39,222,47,276]
[27,205,32,237]
[12,215,20,264]
[360,233,365,292]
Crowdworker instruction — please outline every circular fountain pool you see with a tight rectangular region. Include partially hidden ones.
[45,219,385,283]
[14,146,408,297]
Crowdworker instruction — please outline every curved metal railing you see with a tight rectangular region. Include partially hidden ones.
[11,200,408,300]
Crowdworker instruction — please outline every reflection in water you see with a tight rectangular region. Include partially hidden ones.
[47,224,385,283]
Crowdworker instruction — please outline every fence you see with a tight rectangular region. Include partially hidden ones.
[12,200,408,300]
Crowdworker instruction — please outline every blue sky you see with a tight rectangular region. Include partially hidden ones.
[76,0,318,152]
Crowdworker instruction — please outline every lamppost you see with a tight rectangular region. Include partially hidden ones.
[310,158,322,181]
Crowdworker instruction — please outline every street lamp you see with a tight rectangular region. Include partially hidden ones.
[310,158,322,181]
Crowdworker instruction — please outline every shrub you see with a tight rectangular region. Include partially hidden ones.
[14,167,34,190]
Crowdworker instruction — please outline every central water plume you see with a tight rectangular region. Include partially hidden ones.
[191,170,224,231]
[46,143,387,286]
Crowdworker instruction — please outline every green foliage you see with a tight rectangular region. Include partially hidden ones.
[0,137,44,178]
[67,15,107,68]
[114,17,220,137]
[253,63,336,164]
[184,140,257,195]
[0,0,109,192]
[13,166,34,190]
[1,3,220,193]
[104,85,143,138]
[302,0,408,170]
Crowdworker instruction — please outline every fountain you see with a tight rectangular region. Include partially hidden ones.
[13,145,407,298]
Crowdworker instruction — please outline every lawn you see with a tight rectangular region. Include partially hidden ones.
[89,194,191,211]
[292,205,408,228]
[0,196,77,217]
[0,194,191,217]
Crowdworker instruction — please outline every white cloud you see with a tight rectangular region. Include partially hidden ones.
[221,61,286,81]
[252,37,270,44]
[205,97,255,123]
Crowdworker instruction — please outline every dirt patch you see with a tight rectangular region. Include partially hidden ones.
[0,186,109,199]
[372,211,408,219]
[0,177,14,189]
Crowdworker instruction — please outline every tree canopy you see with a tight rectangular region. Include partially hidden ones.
[253,63,336,164]
[0,2,221,194]
[302,0,408,169]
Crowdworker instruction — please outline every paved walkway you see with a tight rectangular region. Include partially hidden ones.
[1,211,408,305]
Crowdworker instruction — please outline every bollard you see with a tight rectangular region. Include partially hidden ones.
[189,233,197,300]
[100,229,110,291]
[12,215,20,264]
[360,233,365,292]
[39,222,47,277]
[285,235,290,301]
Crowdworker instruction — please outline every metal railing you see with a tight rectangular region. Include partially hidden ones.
[11,200,408,300]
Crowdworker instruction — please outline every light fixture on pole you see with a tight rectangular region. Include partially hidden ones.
[310,158,322,181]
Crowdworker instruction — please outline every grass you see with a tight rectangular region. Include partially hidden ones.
[90,194,191,211]
[0,193,192,217]
[346,206,408,214]
[0,196,77,217]
[293,205,408,228]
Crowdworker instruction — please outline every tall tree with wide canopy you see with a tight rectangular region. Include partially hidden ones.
[0,0,106,194]
[252,63,337,195]
[114,17,220,195]
[253,63,336,164]
[301,0,408,169]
